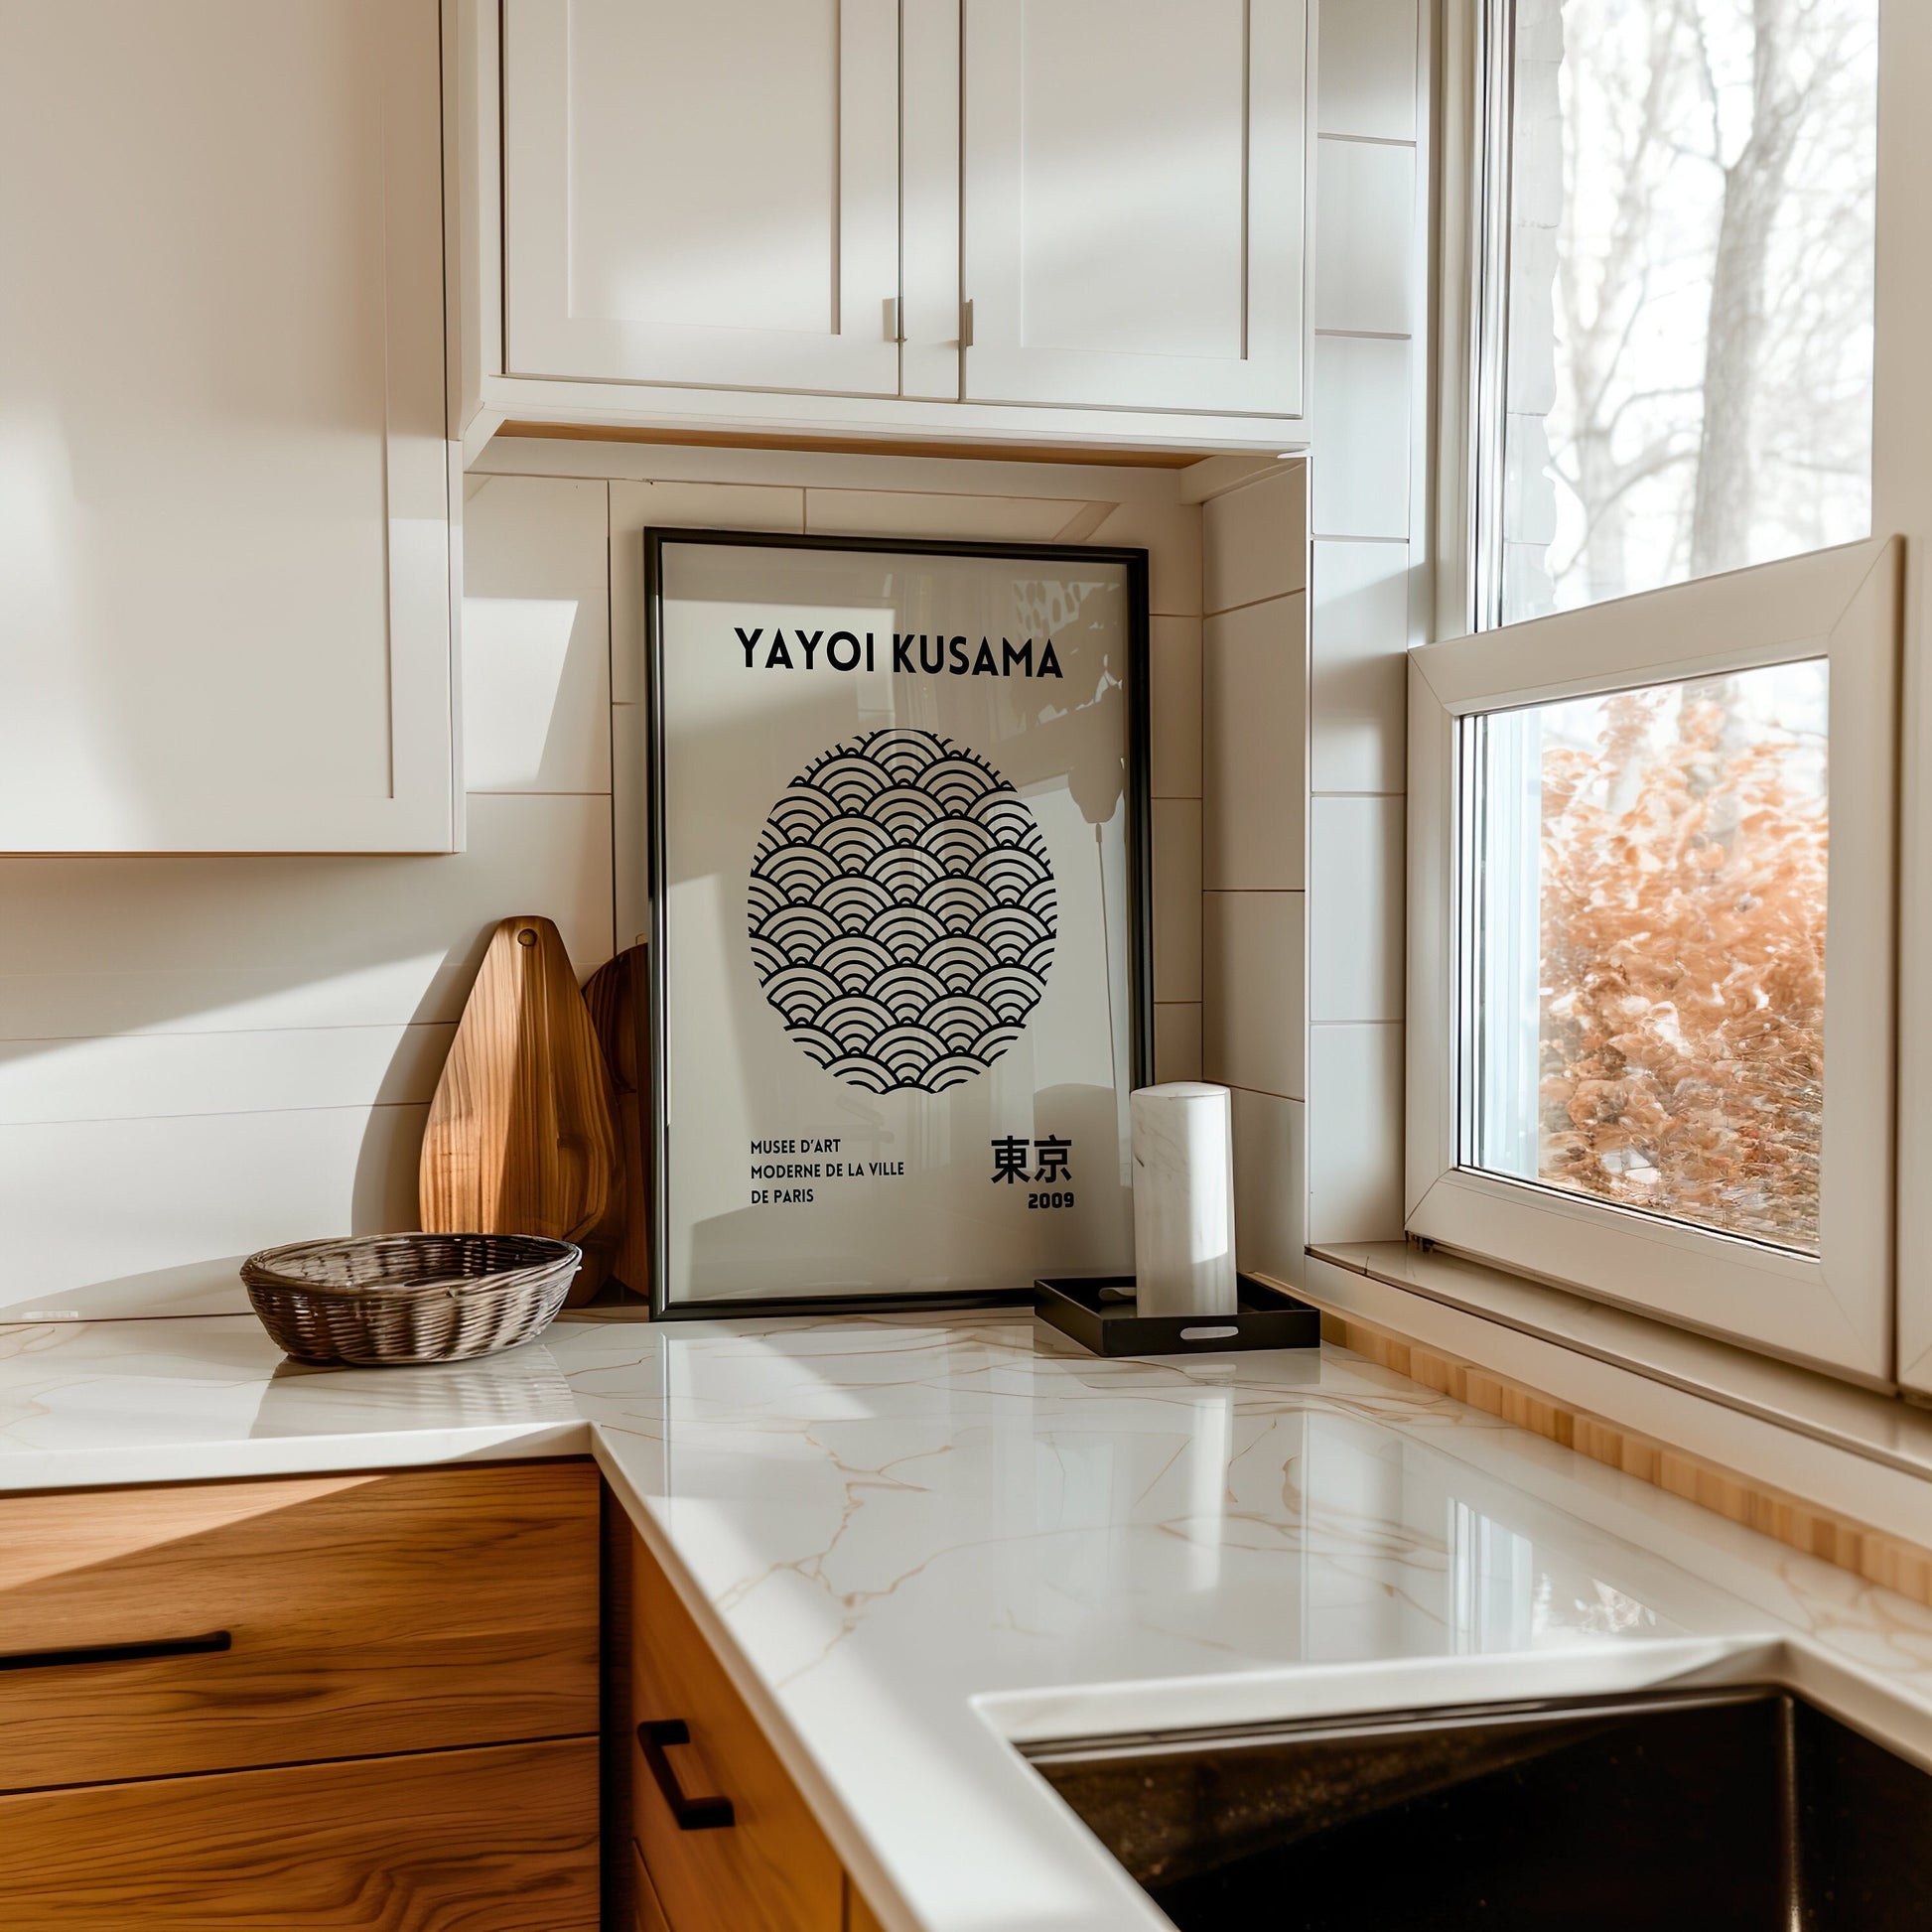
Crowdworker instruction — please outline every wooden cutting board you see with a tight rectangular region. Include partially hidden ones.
[583,944,649,1304]
[420,916,622,1304]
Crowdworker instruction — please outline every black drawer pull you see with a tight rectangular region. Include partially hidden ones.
[637,1718,736,1831]
[0,1629,232,1674]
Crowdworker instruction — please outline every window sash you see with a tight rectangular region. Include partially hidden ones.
[1406,537,1900,1382]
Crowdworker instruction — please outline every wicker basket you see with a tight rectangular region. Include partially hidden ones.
[240,1233,581,1367]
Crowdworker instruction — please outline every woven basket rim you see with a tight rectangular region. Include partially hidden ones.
[240,1232,581,1302]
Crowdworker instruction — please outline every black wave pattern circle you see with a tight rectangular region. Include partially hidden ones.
[748,728,1057,1094]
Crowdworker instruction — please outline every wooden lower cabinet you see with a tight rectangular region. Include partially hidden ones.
[845,1885,888,1932]
[0,1460,601,1926]
[628,1527,844,1932]
[617,1526,890,1932]
[0,1460,600,1792]
[0,1737,599,1930]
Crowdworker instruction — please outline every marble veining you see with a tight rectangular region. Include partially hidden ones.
[4,1308,1932,1932]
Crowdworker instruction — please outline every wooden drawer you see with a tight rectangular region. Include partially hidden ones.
[628,1530,843,1932]
[0,1735,598,1929]
[0,1460,598,1792]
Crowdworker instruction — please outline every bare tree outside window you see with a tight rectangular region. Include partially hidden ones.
[1500,0,1877,622]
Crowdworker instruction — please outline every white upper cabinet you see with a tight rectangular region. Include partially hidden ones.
[479,0,1310,439]
[0,0,456,854]
[503,0,901,394]
[960,0,1308,416]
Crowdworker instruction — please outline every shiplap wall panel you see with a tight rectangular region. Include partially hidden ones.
[0,795,615,1042]
[0,1104,428,1320]
[0,1026,452,1128]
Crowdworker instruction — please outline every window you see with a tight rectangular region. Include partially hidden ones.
[1475,0,1880,628]
[1413,0,1922,1384]
[1409,545,1897,1378]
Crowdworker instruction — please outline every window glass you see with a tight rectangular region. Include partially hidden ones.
[1460,659,1828,1251]
[1497,0,1878,623]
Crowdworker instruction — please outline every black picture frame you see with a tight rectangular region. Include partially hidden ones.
[643,527,1153,1320]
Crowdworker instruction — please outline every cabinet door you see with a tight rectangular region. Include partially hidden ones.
[961,0,1307,415]
[0,1738,599,1930]
[627,1530,844,1932]
[0,0,455,854]
[503,0,900,395]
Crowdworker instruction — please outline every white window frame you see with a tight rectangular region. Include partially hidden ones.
[1408,539,1900,1380]
[1414,0,1932,1387]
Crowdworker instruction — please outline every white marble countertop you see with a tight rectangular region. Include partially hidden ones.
[6,1308,1932,1932]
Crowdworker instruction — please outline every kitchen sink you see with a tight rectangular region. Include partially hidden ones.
[1027,1686,1932,1930]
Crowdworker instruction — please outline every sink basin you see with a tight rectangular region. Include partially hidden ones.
[1027,1686,1932,1930]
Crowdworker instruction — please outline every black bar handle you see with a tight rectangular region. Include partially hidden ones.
[637,1718,736,1831]
[0,1629,232,1674]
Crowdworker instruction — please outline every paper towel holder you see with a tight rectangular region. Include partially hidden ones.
[1033,1274,1320,1358]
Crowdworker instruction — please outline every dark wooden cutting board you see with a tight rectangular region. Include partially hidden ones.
[582,943,649,1304]
[419,916,622,1304]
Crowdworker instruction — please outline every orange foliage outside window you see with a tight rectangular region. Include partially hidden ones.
[1536,683,1828,1251]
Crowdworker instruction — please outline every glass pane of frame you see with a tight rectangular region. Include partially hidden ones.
[1458,657,1829,1253]
[1490,0,1878,626]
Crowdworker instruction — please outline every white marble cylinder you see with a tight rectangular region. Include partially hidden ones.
[1130,1082,1238,1318]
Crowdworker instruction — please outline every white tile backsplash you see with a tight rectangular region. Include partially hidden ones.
[1152,799,1204,1004]
[1204,595,1308,891]
[1312,140,1418,337]
[1231,1087,1308,1285]
[1311,336,1414,541]
[1154,1003,1205,1084]
[1310,539,1411,794]
[1309,798,1403,1024]
[1308,1024,1405,1244]
[1204,891,1306,1100]
[1149,616,1204,799]
[1315,0,1420,142]
[1204,466,1308,615]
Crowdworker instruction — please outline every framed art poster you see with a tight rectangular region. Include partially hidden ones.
[646,530,1151,1316]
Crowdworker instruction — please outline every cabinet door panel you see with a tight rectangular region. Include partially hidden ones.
[504,0,900,395]
[0,1738,599,1930]
[628,1530,844,1932]
[962,0,1307,415]
[0,0,454,853]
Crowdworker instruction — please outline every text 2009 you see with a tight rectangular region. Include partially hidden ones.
[1028,1190,1075,1210]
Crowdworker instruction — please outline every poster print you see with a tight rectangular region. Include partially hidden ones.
[646,531,1150,1315]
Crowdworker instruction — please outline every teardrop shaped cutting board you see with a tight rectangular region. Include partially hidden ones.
[420,915,623,1304]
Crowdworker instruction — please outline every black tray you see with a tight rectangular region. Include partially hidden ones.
[1034,1274,1321,1357]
